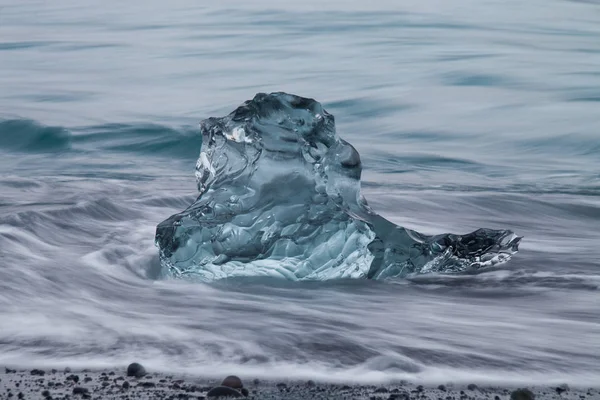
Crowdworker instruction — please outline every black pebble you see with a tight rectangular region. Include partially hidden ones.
[240,388,249,397]
[42,390,50,397]
[126,362,146,378]
[83,377,92,383]
[387,393,409,400]
[252,379,260,386]
[140,381,156,388]
[122,381,130,389]
[556,384,569,394]
[438,385,447,391]
[30,369,45,376]
[206,386,243,398]
[467,384,478,391]
[306,380,315,387]
[374,387,389,393]
[511,388,535,400]
[73,387,89,395]
[66,374,80,383]
[221,375,243,389]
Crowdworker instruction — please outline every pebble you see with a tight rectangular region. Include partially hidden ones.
[556,384,570,394]
[206,386,243,398]
[221,375,243,389]
[72,386,89,395]
[467,383,478,391]
[126,362,146,378]
[511,388,536,400]
[388,393,409,400]
[30,369,45,376]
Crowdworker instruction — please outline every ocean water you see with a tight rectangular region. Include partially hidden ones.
[1,0,600,387]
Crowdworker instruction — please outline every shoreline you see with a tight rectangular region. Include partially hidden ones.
[1,367,599,399]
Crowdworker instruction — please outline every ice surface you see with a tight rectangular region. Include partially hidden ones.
[155,93,520,281]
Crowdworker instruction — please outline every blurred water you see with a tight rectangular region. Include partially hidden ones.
[1,0,599,386]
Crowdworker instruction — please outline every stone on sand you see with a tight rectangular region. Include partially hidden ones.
[126,362,146,378]
[206,386,244,398]
[511,388,535,400]
[221,375,243,389]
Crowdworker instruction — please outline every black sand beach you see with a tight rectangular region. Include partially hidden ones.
[1,367,598,400]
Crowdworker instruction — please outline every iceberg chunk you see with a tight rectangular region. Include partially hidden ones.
[155,92,521,281]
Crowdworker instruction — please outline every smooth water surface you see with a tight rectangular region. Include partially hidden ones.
[1,0,599,386]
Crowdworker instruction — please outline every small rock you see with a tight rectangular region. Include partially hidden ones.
[5,367,16,374]
[42,390,50,397]
[206,386,243,398]
[139,381,156,388]
[66,374,80,383]
[467,384,478,391]
[511,388,535,400]
[72,387,89,395]
[51,369,57,374]
[30,369,45,376]
[374,387,389,393]
[252,379,260,386]
[122,381,130,389]
[276,382,287,390]
[83,377,92,383]
[64,367,71,374]
[416,385,424,392]
[240,388,249,397]
[438,385,447,392]
[387,393,409,400]
[306,380,316,387]
[221,375,243,389]
[556,384,570,394]
[126,362,146,378]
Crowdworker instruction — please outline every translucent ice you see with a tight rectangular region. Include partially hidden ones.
[155,93,521,281]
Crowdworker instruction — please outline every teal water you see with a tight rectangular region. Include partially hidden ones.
[0,0,599,386]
